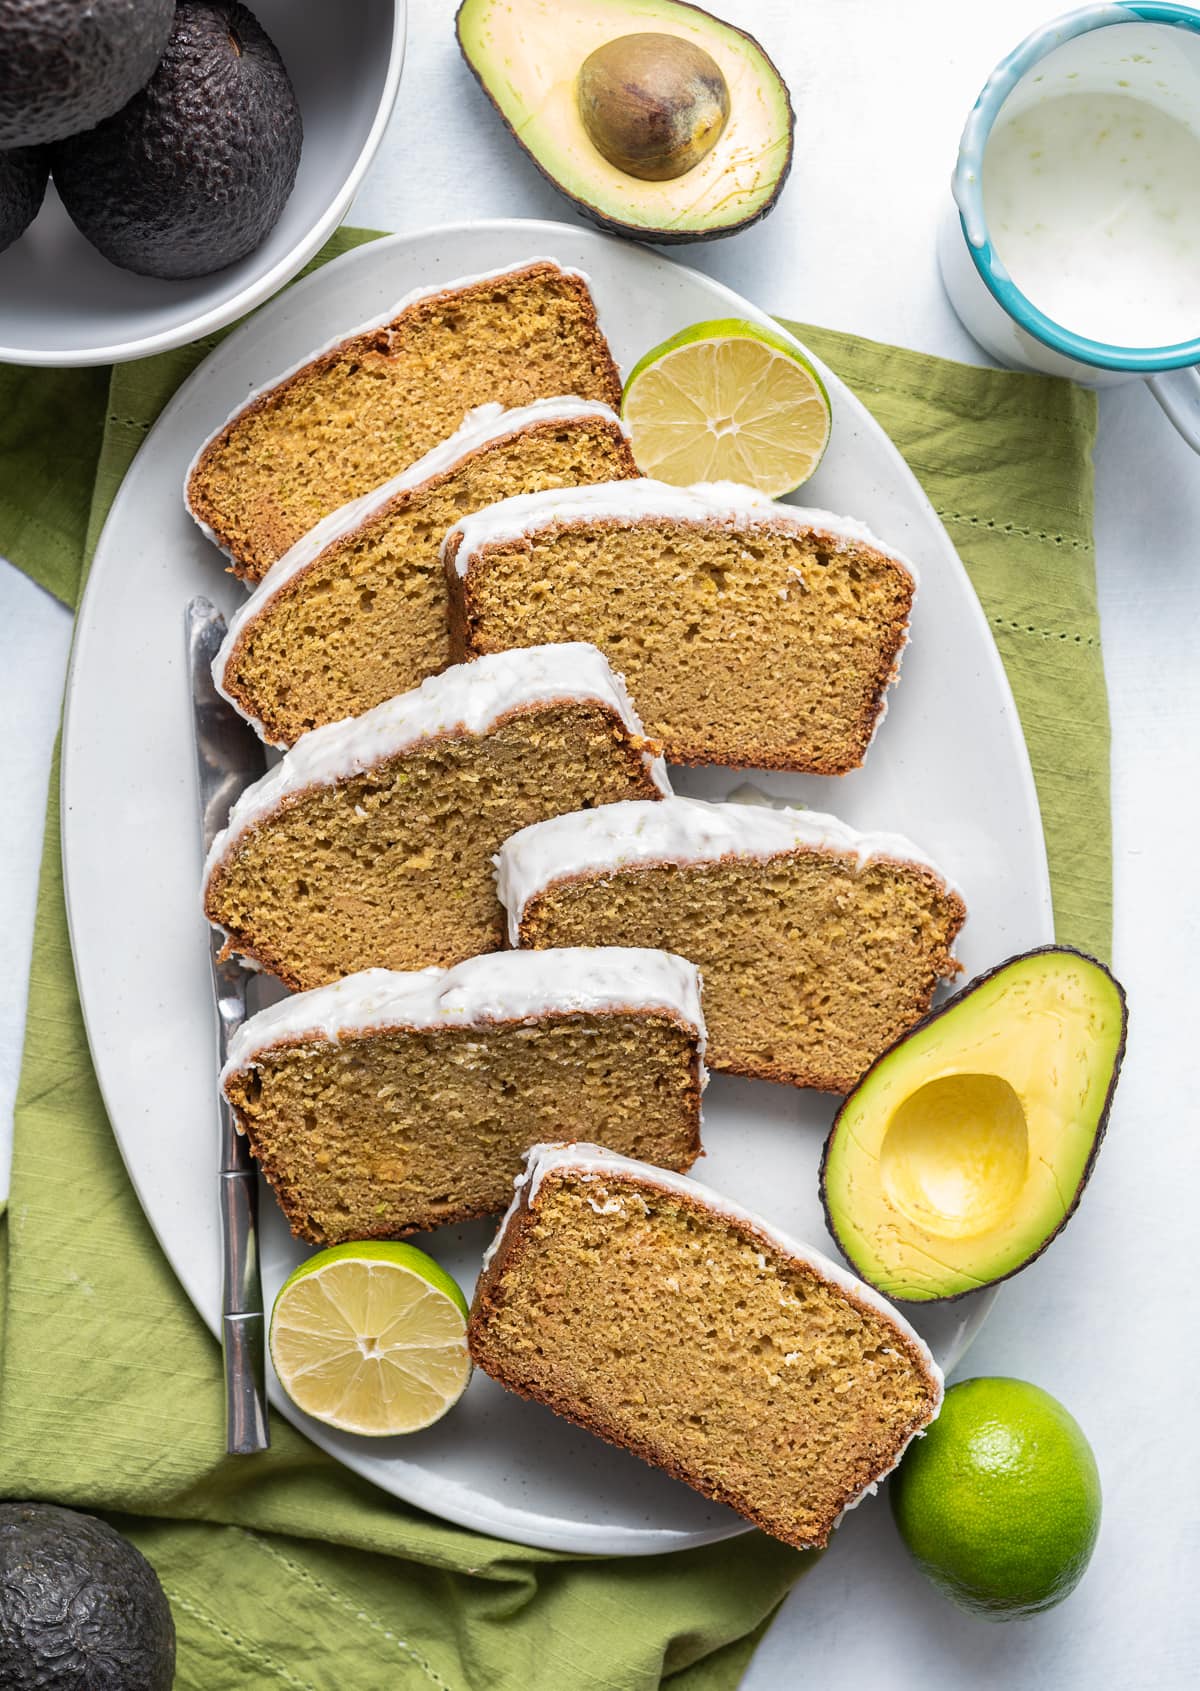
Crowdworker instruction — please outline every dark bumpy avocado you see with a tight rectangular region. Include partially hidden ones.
[51,1,302,280]
[0,0,174,148]
[0,146,48,253]
[456,0,793,243]
[0,1502,175,1690]
[819,948,1127,1303]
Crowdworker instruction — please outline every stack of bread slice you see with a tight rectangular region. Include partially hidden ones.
[203,643,668,988]
[187,259,624,580]
[213,398,640,746]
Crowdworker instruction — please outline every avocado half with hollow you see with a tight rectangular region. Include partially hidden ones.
[456,0,793,243]
[819,948,1127,1303]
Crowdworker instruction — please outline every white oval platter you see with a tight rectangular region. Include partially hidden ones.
[61,219,1053,1555]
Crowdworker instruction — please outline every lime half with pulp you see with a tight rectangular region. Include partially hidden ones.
[269,1241,471,1436]
[621,317,831,495]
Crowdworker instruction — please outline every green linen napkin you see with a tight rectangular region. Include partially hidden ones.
[0,227,1108,1691]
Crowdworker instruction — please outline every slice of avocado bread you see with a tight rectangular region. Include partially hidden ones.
[820,947,1127,1302]
[0,0,174,148]
[51,0,302,280]
[0,1502,175,1690]
[457,0,793,243]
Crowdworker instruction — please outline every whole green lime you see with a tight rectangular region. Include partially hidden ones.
[891,1377,1101,1619]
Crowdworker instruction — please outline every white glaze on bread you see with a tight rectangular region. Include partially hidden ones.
[495,796,960,945]
[203,645,671,890]
[222,949,705,1085]
[443,479,918,580]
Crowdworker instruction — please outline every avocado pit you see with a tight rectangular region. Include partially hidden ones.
[577,32,730,181]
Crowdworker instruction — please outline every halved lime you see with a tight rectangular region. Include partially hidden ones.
[621,317,831,495]
[269,1241,471,1436]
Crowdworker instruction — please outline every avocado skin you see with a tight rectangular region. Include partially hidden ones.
[818,946,1129,1303]
[0,0,174,148]
[51,1,302,281]
[0,1502,175,1689]
[455,0,793,245]
[0,146,48,253]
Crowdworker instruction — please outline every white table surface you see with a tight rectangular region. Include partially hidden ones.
[2,2,1197,1684]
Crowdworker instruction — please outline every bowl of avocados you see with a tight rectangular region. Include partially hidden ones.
[0,0,406,366]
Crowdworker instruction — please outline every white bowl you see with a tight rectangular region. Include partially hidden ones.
[0,0,406,366]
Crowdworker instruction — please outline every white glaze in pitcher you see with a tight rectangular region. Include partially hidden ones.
[939,4,1200,451]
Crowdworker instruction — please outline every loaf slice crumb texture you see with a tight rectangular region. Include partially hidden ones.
[469,1147,943,1549]
[203,649,667,991]
[187,261,623,581]
[500,799,965,1092]
[216,405,640,746]
[445,481,916,772]
[222,959,705,1244]
[206,706,662,989]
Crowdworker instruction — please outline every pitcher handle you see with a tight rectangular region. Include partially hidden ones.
[1147,369,1200,454]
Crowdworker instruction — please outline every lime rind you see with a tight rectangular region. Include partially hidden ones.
[890,1377,1101,1619]
[275,1239,469,1319]
[623,315,828,404]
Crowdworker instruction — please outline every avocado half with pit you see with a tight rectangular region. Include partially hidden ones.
[456,0,793,243]
[819,948,1127,1303]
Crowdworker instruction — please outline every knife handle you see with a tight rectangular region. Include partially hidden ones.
[188,597,272,1456]
[223,1313,271,1455]
[220,1164,270,1453]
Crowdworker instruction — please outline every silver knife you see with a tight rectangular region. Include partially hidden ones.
[186,596,271,1454]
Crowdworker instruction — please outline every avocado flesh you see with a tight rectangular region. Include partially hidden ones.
[820,948,1126,1302]
[456,0,793,243]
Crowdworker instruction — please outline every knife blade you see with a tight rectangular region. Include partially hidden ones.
[186,595,271,1454]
